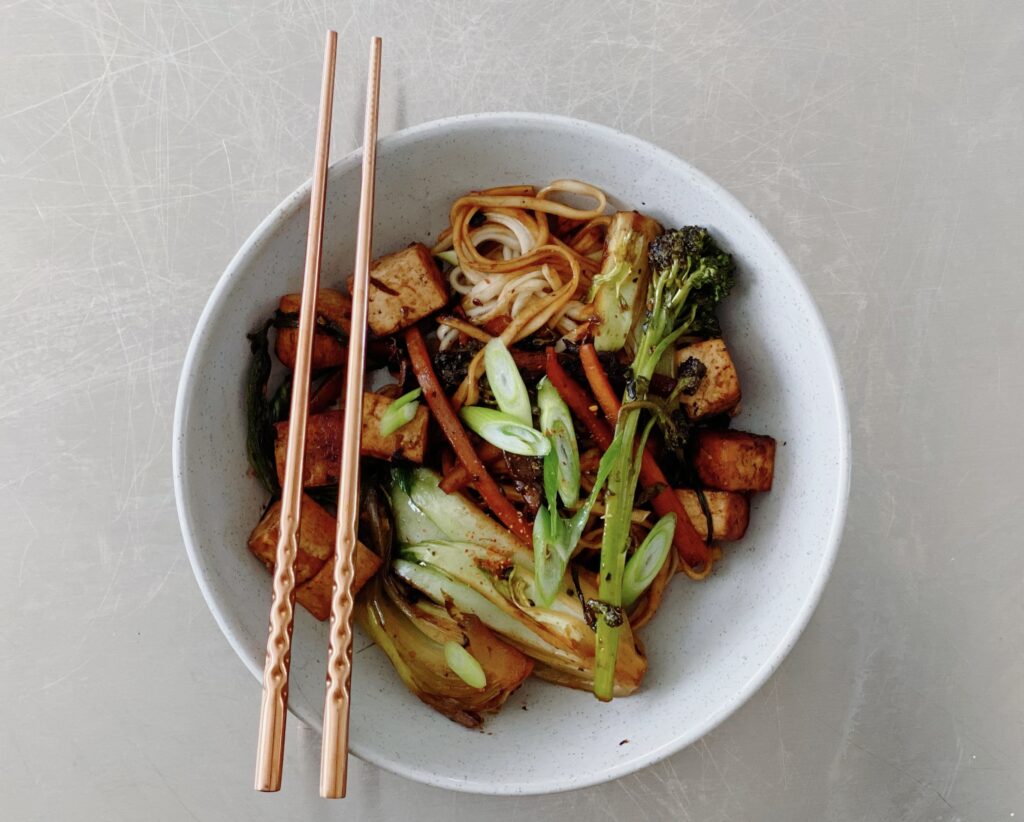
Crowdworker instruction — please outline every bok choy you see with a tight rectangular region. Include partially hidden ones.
[394,539,647,696]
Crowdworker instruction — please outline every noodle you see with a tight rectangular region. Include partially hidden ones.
[432,180,610,363]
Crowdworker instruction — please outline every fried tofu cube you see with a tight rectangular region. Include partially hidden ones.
[296,549,382,621]
[675,489,750,541]
[247,495,335,584]
[247,495,382,621]
[274,394,429,487]
[674,338,741,419]
[694,429,776,492]
[275,288,351,370]
[359,392,430,461]
[353,243,449,337]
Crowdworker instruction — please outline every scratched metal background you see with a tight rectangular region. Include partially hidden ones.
[2,2,1022,820]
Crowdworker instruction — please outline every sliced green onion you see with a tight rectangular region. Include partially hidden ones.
[483,338,532,426]
[538,377,580,508]
[459,407,550,457]
[532,505,569,607]
[443,640,487,689]
[542,445,559,515]
[435,249,459,266]
[379,388,422,436]
[621,513,676,607]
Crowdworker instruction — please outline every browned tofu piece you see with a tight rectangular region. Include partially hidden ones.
[296,549,382,621]
[247,496,335,584]
[247,495,382,621]
[675,489,750,541]
[274,394,429,487]
[675,338,741,419]
[352,244,449,337]
[359,392,429,461]
[694,429,776,492]
[275,288,351,370]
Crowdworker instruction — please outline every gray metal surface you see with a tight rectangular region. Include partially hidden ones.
[2,2,1021,819]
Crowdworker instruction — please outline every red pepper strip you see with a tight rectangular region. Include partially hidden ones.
[405,326,531,544]
[576,344,711,568]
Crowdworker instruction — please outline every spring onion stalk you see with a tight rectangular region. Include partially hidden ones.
[459,406,550,457]
[593,227,735,701]
[379,387,423,436]
[444,641,487,689]
[537,377,580,508]
[621,513,676,607]
[482,338,533,426]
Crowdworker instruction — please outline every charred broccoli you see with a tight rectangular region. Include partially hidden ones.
[646,226,735,339]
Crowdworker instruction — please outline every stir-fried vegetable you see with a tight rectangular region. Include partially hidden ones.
[444,640,487,689]
[378,387,423,436]
[459,407,551,457]
[358,577,533,727]
[483,338,532,426]
[588,212,662,351]
[593,227,735,701]
[392,467,530,560]
[622,513,676,607]
[393,539,646,695]
[537,377,580,508]
[245,320,281,495]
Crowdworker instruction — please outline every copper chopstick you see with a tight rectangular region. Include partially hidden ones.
[254,29,337,793]
[319,35,382,800]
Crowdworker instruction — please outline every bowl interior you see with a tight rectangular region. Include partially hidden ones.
[174,113,848,795]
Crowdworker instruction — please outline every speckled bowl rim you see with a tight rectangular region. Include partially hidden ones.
[173,111,851,795]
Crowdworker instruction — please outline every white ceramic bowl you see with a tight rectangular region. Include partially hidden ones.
[173,112,850,795]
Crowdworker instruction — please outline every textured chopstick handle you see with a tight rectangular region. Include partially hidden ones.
[254,29,337,793]
[319,35,382,800]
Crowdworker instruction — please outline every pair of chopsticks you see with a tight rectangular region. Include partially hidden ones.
[254,31,381,799]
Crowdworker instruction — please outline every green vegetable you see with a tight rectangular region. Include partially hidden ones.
[593,226,735,700]
[379,387,422,436]
[622,514,676,607]
[444,641,487,689]
[396,467,530,559]
[394,540,646,695]
[358,576,531,727]
[435,249,459,266]
[482,338,533,426]
[459,407,550,457]
[245,320,280,495]
[532,439,621,608]
[268,377,291,424]
[537,377,580,508]
[531,506,566,608]
[388,472,448,545]
[587,213,660,352]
